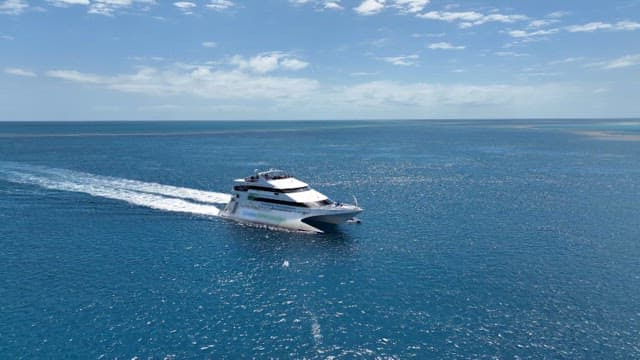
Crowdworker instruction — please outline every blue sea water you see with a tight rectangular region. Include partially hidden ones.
[1,120,639,359]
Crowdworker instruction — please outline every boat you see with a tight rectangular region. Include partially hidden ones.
[220,169,362,233]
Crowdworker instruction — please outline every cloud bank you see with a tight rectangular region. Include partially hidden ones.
[41,59,591,119]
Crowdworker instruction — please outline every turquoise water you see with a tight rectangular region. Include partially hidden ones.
[1,120,639,359]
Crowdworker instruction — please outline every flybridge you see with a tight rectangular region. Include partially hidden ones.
[236,169,309,191]
[244,169,292,182]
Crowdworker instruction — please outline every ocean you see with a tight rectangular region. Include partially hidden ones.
[1,120,639,359]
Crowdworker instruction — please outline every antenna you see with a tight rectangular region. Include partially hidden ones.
[352,195,359,207]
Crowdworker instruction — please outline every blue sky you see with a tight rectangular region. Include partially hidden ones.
[1,0,639,120]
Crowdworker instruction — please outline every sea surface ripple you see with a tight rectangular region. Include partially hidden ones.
[1,120,639,359]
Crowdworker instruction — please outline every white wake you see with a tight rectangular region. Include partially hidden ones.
[0,162,231,217]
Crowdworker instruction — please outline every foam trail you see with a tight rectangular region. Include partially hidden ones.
[0,162,231,217]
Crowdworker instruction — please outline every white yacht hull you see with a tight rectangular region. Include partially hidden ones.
[220,200,361,233]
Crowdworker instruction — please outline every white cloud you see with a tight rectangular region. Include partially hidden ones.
[42,59,606,119]
[382,54,419,66]
[547,11,569,19]
[612,20,640,31]
[495,51,529,57]
[48,0,90,6]
[1,33,14,40]
[392,0,429,14]
[230,54,270,73]
[174,1,195,9]
[508,28,559,38]
[205,0,234,11]
[527,19,558,29]
[288,0,343,10]
[202,41,217,48]
[354,0,384,15]
[230,52,309,73]
[173,1,198,15]
[349,71,379,76]
[4,67,37,77]
[80,0,156,16]
[548,57,583,65]
[509,19,639,40]
[418,10,527,27]
[280,58,309,71]
[0,0,28,15]
[418,10,482,22]
[45,64,318,101]
[46,69,105,83]
[597,54,640,69]
[566,22,612,33]
[505,20,640,38]
[353,0,431,15]
[323,1,343,10]
[87,3,113,15]
[174,1,196,13]
[50,66,578,113]
[566,21,640,33]
[428,42,465,50]
[472,13,528,26]
[337,81,578,111]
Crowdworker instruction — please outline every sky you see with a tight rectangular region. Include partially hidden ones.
[1,0,639,120]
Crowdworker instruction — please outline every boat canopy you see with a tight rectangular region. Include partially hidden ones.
[245,169,291,182]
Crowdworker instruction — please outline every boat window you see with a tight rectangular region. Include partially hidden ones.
[238,185,310,193]
[273,186,309,193]
[306,199,333,207]
[250,197,333,208]
[250,197,308,207]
